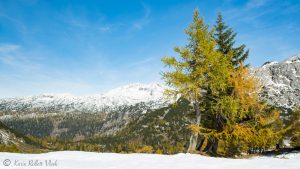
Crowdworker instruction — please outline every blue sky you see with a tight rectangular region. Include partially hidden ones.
[0,0,300,98]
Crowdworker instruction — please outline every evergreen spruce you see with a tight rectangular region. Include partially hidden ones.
[214,13,249,68]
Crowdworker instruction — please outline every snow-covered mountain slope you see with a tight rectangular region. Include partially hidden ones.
[0,151,299,169]
[252,54,300,109]
[0,83,168,114]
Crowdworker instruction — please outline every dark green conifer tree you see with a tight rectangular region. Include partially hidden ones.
[214,13,249,68]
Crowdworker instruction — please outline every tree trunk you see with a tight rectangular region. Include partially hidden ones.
[203,138,212,152]
[187,102,201,153]
[196,135,205,151]
[212,139,219,155]
[203,137,219,156]
[187,133,198,153]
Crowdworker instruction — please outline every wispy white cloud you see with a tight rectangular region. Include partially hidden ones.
[245,0,270,9]
[61,2,152,35]
[62,7,107,31]
[0,43,41,71]
[65,18,88,28]
[126,57,155,68]
[132,3,151,30]
[0,44,20,52]
[0,43,109,97]
[99,25,111,32]
[224,1,275,24]
[0,13,27,33]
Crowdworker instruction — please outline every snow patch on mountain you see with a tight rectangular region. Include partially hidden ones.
[284,54,300,64]
[103,83,167,106]
[0,83,169,114]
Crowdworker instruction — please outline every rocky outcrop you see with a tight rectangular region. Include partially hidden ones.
[252,54,300,109]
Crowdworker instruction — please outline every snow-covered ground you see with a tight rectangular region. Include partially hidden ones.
[0,151,299,169]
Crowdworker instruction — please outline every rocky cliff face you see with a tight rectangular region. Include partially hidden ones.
[252,54,300,110]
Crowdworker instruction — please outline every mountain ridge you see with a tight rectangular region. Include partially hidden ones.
[0,83,169,114]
